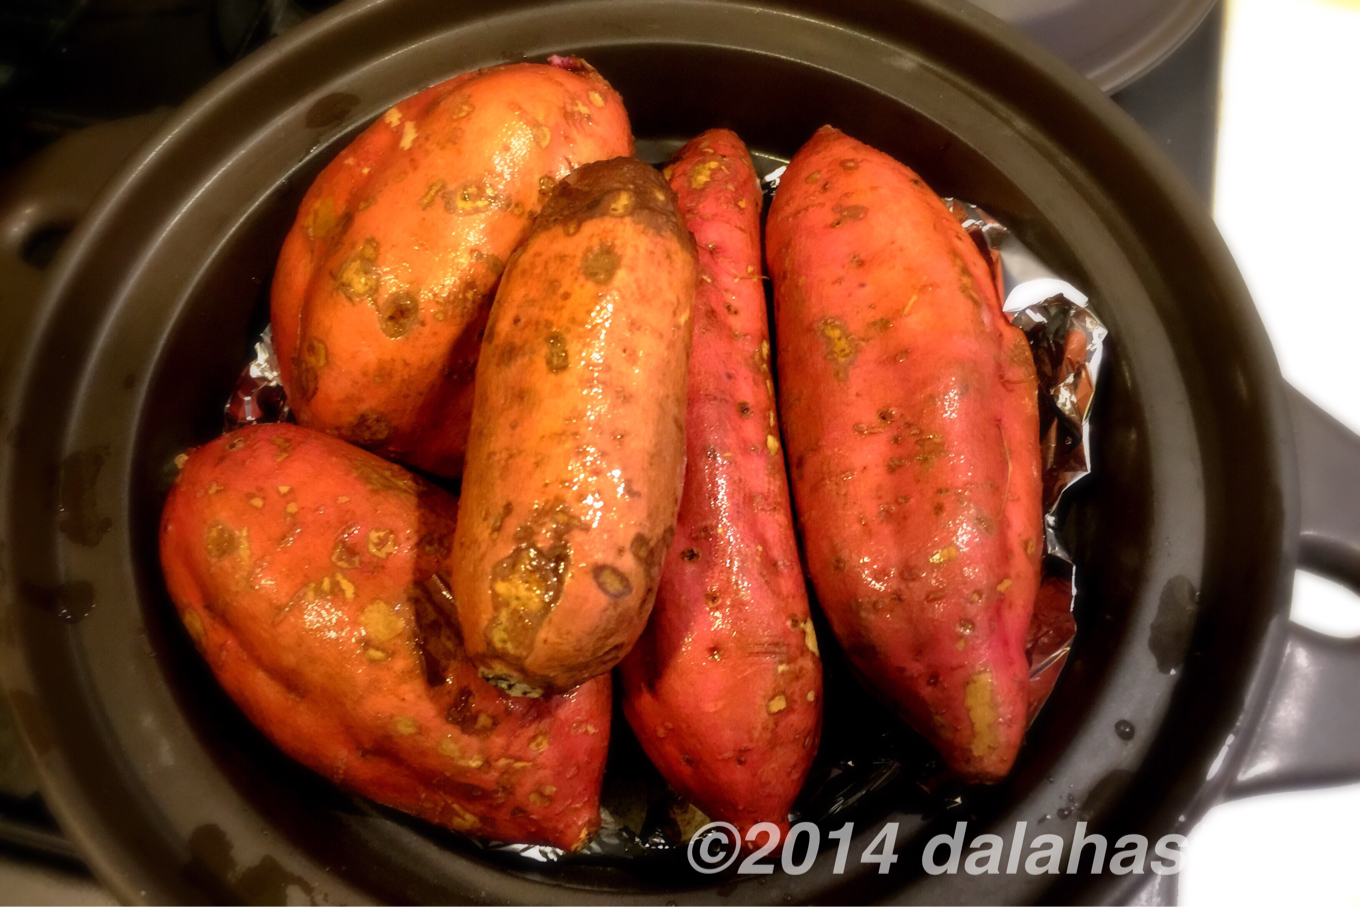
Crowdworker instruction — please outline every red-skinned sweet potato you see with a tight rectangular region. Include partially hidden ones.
[159,423,611,849]
[451,158,698,695]
[619,131,821,836]
[272,57,633,478]
[766,127,1042,782]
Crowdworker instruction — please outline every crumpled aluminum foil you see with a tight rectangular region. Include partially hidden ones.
[224,175,1104,864]
[944,198,1105,727]
[225,326,289,430]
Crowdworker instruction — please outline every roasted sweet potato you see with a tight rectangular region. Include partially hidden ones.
[766,127,1042,782]
[619,131,821,836]
[159,423,611,849]
[451,158,698,695]
[272,57,633,478]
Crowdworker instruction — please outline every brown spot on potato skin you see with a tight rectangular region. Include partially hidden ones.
[688,160,723,189]
[378,290,419,338]
[205,523,237,559]
[536,158,694,253]
[489,502,514,533]
[350,457,415,495]
[579,242,620,285]
[628,533,652,567]
[592,564,632,600]
[305,196,346,241]
[830,204,868,228]
[336,238,380,298]
[446,179,497,215]
[545,331,569,373]
[817,317,860,378]
[293,338,328,401]
[348,412,392,445]
[472,248,506,276]
[367,529,396,558]
[485,503,577,660]
[605,190,635,217]
[419,179,445,208]
[332,534,362,569]
[361,600,403,641]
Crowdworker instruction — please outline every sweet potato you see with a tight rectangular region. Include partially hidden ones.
[272,57,633,478]
[619,131,821,836]
[451,158,697,695]
[159,423,611,849]
[765,127,1042,782]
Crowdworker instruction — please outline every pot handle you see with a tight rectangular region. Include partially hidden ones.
[1226,386,1360,798]
[0,113,168,371]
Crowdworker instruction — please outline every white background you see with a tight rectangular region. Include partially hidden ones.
[1181,0,1360,903]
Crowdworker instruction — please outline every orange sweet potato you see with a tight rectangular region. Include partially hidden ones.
[159,423,611,849]
[766,127,1042,782]
[272,57,633,478]
[451,158,697,695]
[619,131,821,836]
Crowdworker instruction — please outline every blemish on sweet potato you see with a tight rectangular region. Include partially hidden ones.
[817,317,860,378]
[420,180,446,208]
[361,600,403,642]
[579,242,619,285]
[337,239,380,299]
[348,412,392,446]
[544,331,569,373]
[592,565,632,600]
[205,523,237,559]
[367,529,396,558]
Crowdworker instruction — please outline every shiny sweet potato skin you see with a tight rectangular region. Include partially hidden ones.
[451,158,698,695]
[272,58,633,478]
[159,423,611,849]
[766,127,1042,782]
[619,131,821,835]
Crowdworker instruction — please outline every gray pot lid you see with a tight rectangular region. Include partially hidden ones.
[972,0,1218,91]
